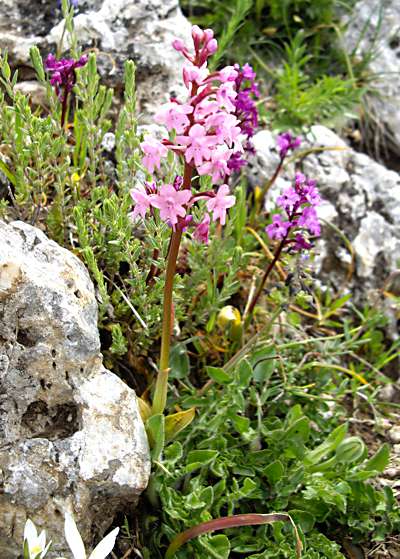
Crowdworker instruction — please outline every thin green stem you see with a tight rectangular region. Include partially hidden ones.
[152,164,193,415]
[245,237,287,322]
[60,89,69,129]
[260,157,284,200]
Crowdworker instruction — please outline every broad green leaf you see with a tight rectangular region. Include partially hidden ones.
[186,449,219,466]
[169,343,190,379]
[289,510,315,533]
[363,443,390,473]
[237,359,253,387]
[206,366,231,384]
[264,460,284,483]
[200,534,230,559]
[304,424,348,466]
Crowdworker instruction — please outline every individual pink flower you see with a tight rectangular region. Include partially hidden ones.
[140,137,168,174]
[177,124,218,166]
[301,182,321,206]
[150,183,192,228]
[206,112,241,146]
[276,187,300,210]
[193,213,210,243]
[129,183,152,220]
[218,65,239,83]
[197,145,232,182]
[194,99,220,119]
[154,102,193,134]
[298,206,321,236]
[266,214,291,240]
[216,82,237,112]
[206,184,235,225]
[277,132,301,159]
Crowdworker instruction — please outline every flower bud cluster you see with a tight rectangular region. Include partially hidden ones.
[266,172,322,251]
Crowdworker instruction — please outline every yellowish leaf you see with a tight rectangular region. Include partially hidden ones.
[165,407,196,441]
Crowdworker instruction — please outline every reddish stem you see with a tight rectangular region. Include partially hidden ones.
[165,512,302,559]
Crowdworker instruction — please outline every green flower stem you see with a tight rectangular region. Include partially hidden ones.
[152,164,193,415]
[245,236,287,322]
[261,157,284,200]
[61,89,69,128]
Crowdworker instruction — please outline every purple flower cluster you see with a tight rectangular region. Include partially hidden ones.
[45,54,88,100]
[266,172,322,251]
[276,131,301,159]
[228,63,259,172]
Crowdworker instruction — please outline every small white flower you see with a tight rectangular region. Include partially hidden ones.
[63,513,119,559]
[23,519,51,559]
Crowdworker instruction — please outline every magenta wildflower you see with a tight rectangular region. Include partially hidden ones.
[206,184,235,225]
[140,30,257,180]
[227,151,247,172]
[266,172,322,251]
[154,102,193,133]
[197,145,232,182]
[129,184,153,220]
[293,233,312,251]
[226,63,260,172]
[151,184,192,229]
[276,132,301,159]
[276,187,300,210]
[140,137,168,174]
[266,214,291,240]
[298,206,321,236]
[177,124,218,166]
[193,213,210,244]
[45,53,87,99]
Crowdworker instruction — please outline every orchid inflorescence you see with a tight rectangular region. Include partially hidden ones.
[45,54,88,100]
[276,131,302,160]
[130,25,259,243]
[45,53,88,126]
[266,171,321,250]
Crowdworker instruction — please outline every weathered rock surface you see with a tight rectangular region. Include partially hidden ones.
[0,0,191,117]
[249,126,400,307]
[0,220,150,557]
[343,0,400,156]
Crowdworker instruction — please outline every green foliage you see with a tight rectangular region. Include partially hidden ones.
[273,32,363,127]
[142,324,400,557]
[182,0,371,129]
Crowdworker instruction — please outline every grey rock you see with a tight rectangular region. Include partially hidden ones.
[342,0,400,155]
[249,125,400,303]
[0,220,150,558]
[389,425,400,444]
[0,0,192,119]
[378,383,397,402]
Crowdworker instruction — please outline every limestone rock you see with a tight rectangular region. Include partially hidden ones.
[249,125,400,302]
[342,0,400,155]
[0,220,150,558]
[0,0,192,118]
